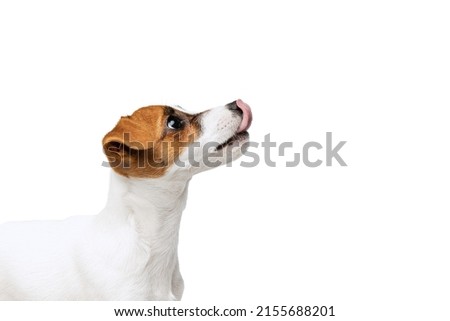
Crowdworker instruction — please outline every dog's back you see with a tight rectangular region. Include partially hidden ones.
[0,214,165,300]
[0,217,95,300]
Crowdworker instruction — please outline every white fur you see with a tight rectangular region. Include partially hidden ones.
[0,103,248,300]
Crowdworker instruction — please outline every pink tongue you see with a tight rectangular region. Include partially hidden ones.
[236,99,253,133]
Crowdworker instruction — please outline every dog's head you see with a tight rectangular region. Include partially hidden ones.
[103,100,252,178]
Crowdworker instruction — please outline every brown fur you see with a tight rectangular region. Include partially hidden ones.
[103,106,201,178]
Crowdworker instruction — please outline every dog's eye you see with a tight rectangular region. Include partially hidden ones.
[167,115,184,130]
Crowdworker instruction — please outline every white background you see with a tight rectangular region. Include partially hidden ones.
[0,1,449,320]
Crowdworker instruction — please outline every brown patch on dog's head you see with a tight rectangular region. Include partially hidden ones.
[103,105,200,178]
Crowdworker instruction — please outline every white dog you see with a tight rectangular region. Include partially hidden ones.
[0,100,252,300]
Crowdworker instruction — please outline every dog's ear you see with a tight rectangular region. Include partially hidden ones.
[102,113,166,177]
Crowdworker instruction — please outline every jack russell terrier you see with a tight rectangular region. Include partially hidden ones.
[0,99,252,300]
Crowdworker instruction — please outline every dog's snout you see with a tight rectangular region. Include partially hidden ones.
[226,100,243,116]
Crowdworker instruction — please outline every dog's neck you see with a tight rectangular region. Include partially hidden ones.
[98,170,190,299]
[103,170,190,247]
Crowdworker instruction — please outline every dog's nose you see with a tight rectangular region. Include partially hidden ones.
[226,100,244,116]
[226,99,253,133]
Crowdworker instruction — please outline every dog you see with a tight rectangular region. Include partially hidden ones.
[0,99,252,300]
